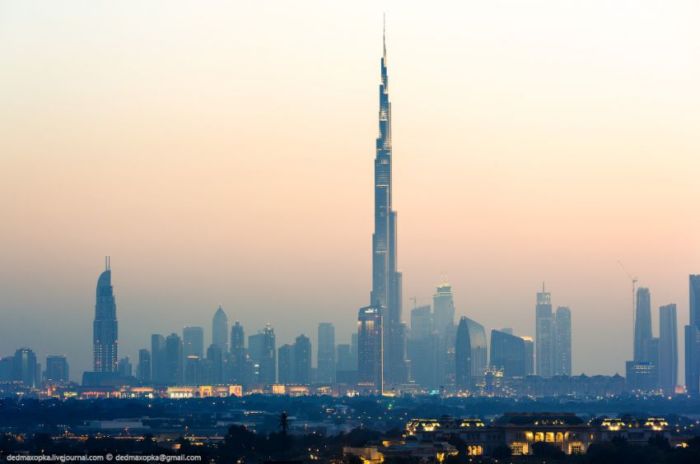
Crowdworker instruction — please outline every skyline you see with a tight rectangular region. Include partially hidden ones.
[2,1,700,380]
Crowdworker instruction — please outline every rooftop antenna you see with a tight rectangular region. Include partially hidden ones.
[105,256,111,271]
[382,13,387,59]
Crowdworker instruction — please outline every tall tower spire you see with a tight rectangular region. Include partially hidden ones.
[359,18,407,390]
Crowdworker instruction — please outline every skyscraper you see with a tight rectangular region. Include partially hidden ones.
[164,333,183,385]
[490,330,527,378]
[410,305,432,340]
[658,304,677,393]
[293,334,312,385]
[535,285,554,377]
[366,22,406,386]
[117,357,132,377]
[45,355,69,383]
[206,343,223,384]
[454,316,487,388]
[523,337,535,376]
[150,334,166,384]
[317,323,335,384]
[137,349,151,383]
[433,285,455,339]
[554,306,572,376]
[230,321,246,383]
[93,257,118,373]
[212,306,229,353]
[634,288,653,362]
[13,348,38,387]
[248,325,276,385]
[433,284,457,387]
[685,275,700,395]
[357,305,383,391]
[183,326,204,359]
[454,317,472,389]
[278,344,294,384]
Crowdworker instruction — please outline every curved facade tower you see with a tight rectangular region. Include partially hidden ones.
[369,20,407,386]
[93,257,118,372]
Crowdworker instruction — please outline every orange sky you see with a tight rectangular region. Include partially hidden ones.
[1,1,699,379]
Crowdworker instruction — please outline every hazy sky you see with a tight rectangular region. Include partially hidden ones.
[1,1,699,381]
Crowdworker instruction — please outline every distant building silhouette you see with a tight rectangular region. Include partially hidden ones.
[248,325,276,385]
[685,275,700,395]
[433,284,457,387]
[317,323,335,384]
[554,307,572,376]
[150,334,166,384]
[137,349,151,383]
[206,343,223,384]
[455,316,487,389]
[164,333,183,385]
[278,344,294,384]
[535,285,554,377]
[183,326,204,359]
[454,317,472,389]
[634,288,653,362]
[229,321,247,384]
[13,348,38,388]
[357,305,383,391]
[117,357,132,377]
[408,305,439,388]
[93,257,118,373]
[293,334,311,385]
[490,330,527,378]
[45,355,69,383]
[212,306,229,353]
[658,304,677,393]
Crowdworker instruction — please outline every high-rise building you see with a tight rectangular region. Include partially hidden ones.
[137,349,151,383]
[366,24,406,386]
[554,307,572,376]
[454,316,487,388]
[410,305,432,340]
[45,355,69,383]
[454,317,472,389]
[164,333,183,385]
[230,321,246,383]
[433,284,457,386]
[248,325,276,385]
[117,357,132,377]
[658,304,677,393]
[523,337,535,376]
[535,285,554,377]
[150,334,166,384]
[183,326,204,359]
[634,288,653,362]
[408,305,439,389]
[13,348,38,387]
[336,343,357,384]
[212,306,229,353]
[206,343,223,384]
[278,344,294,384]
[685,275,700,395]
[93,257,118,373]
[184,355,204,385]
[490,330,527,378]
[317,323,335,384]
[357,305,383,391]
[294,334,312,385]
[433,285,455,339]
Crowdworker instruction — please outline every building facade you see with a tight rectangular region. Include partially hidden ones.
[93,258,118,373]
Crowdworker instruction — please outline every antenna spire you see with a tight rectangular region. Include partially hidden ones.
[105,256,111,271]
[382,13,387,59]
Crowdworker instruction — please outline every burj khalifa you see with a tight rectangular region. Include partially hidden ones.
[359,22,407,389]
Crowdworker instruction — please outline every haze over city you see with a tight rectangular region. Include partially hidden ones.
[2,0,700,380]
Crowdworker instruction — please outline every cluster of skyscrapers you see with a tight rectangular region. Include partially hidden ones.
[625,277,700,394]
[2,30,700,399]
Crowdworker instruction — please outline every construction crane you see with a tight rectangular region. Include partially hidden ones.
[617,261,638,357]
